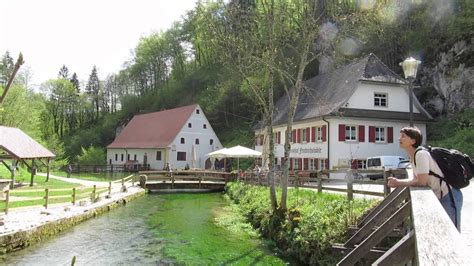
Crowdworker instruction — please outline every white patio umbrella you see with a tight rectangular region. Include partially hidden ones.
[220,145,262,170]
[207,148,228,170]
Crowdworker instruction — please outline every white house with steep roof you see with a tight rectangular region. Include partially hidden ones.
[254,53,432,172]
[107,104,222,170]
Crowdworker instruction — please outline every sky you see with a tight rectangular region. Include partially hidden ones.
[0,0,199,88]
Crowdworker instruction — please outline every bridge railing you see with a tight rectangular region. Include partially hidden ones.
[138,170,233,189]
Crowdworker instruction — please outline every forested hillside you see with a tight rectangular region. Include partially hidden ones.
[1,0,473,165]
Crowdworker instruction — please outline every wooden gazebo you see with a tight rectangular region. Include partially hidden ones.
[0,125,55,187]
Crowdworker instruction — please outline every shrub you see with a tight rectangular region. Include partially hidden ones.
[225,182,378,264]
[76,146,106,165]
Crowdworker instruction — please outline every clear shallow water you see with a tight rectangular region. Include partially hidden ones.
[1,193,286,265]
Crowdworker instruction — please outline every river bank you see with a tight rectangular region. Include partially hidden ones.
[0,185,146,254]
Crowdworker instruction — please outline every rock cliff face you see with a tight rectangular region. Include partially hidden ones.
[422,39,474,116]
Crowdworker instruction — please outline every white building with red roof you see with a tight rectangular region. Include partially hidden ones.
[107,104,223,170]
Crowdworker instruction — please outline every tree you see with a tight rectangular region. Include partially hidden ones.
[85,66,101,121]
[58,65,70,79]
[0,51,14,87]
[70,73,80,93]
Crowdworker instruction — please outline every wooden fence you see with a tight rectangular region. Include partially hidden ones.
[1,175,135,215]
[65,164,150,173]
[239,168,407,200]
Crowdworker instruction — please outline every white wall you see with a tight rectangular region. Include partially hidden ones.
[168,105,223,169]
[347,82,421,114]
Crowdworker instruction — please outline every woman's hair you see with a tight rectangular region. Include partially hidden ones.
[400,126,423,148]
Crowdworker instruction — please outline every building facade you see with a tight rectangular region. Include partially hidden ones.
[254,54,432,172]
[107,104,222,170]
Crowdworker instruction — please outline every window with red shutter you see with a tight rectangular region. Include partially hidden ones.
[297,129,301,143]
[339,124,345,141]
[306,128,310,142]
[388,127,394,143]
[311,127,316,142]
[369,126,375,143]
[277,132,281,144]
[358,125,365,142]
[292,130,296,143]
[304,158,309,170]
[298,158,303,170]
[322,125,327,142]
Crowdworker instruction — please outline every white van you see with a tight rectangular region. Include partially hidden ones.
[366,156,406,180]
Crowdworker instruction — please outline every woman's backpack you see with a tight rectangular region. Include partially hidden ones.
[414,146,473,189]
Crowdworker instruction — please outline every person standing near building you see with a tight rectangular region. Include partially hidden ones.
[387,127,463,231]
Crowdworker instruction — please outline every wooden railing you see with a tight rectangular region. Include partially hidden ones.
[239,168,407,200]
[0,175,136,214]
[65,164,150,173]
[138,170,233,189]
[334,186,469,265]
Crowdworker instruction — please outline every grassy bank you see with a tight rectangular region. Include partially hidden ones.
[225,182,379,265]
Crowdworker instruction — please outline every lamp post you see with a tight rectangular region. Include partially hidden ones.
[400,57,421,127]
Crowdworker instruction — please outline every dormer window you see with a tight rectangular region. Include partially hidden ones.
[196,109,200,114]
[374,93,387,107]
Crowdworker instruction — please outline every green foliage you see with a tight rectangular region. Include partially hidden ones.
[76,146,106,165]
[427,109,474,157]
[225,182,378,264]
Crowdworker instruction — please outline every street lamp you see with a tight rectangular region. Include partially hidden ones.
[400,57,421,127]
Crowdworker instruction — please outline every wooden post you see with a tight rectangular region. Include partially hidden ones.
[109,181,112,196]
[91,185,96,202]
[171,177,175,189]
[30,159,35,187]
[317,171,322,193]
[347,170,354,201]
[46,158,50,182]
[44,188,49,209]
[5,190,9,215]
[383,168,391,196]
[72,188,76,205]
[199,175,202,188]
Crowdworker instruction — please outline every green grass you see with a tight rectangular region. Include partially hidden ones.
[51,170,134,182]
[0,166,100,211]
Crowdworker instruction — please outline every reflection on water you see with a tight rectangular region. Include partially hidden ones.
[1,193,286,265]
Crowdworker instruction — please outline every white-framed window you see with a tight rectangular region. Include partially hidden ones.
[293,158,300,170]
[309,159,318,170]
[345,125,357,141]
[316,127,323,142]
[375,127,386,142]
[374,93,387,107]
[357,160,367,169]
[319,159,327,170]
[301,129,307,143]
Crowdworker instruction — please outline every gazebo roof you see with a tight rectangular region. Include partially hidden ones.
[0,126,55,159]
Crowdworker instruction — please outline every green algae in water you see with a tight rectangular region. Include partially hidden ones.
[148,193,286,265]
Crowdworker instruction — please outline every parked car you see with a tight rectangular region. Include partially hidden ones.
[366,156,407,180]
[397,159,411,169]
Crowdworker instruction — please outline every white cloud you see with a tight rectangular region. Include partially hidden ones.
[0,0,198,88]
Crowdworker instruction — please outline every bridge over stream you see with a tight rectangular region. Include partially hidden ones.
[138,170,233,192]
